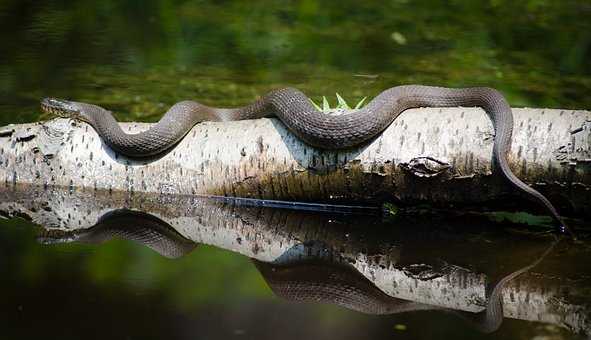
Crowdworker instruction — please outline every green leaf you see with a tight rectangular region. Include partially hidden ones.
[394,324,407,331]
[390,32,407,45]
[322,96,330,112]
[310,98,322,111]
[335,93,350,109]
[354,96,367,109]
[383,202,399,216]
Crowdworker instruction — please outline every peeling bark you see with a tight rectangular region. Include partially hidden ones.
[0,187,589,334]
[0,107,590,215]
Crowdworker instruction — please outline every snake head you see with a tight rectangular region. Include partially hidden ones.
[40,97,84,120]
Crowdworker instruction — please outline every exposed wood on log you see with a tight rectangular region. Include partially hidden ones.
[0,107,590,215]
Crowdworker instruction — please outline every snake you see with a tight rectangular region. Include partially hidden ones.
[37,209,198,258]
[40,85,573,237]
[39,208,559,333]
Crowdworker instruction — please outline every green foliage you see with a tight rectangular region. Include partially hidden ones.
[383,202,399,216]
[335,93,350,109]
[394,324,408,331]
[0,0,590,125]
[486,211,554,228]
[354,97,367,109]
[0,218,272,310]
[322,96,330,111]
[310,93,367,112]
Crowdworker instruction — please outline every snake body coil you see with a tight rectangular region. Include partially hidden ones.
[40,85,572,235]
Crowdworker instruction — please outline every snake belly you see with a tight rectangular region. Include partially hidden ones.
[40,85,572,235]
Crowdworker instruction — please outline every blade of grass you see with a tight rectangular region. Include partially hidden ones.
[322,96,330,112]
[354,97,367,109]
[335,93,350,109]
[310,98,322,111]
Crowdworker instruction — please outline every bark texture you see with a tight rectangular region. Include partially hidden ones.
[0,186,589,334]
[1,107,590,215]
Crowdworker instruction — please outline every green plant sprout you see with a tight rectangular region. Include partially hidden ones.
[310,93,366,112]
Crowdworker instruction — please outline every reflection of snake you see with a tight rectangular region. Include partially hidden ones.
[38,208,559,333]
[40,86,571,235]
[37,209,197,258]
[253,259,440,315]
[255,238,558,333]
[460,237,558,333]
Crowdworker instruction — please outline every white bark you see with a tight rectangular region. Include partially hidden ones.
[0,107,590,216]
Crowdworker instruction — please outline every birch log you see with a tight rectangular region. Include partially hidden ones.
[1,107,590,216]
[0,187,589,335]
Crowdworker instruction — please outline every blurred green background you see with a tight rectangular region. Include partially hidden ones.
[0,0,589,126]
[0,1,590,339]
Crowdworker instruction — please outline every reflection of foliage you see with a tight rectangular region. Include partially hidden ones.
[486,211,554,229]
[0,218,271,310]
[90,243,272,309]
[0,0,589,126]
[382,202,399,216]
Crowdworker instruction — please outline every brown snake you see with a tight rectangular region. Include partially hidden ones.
[40,85,573,236]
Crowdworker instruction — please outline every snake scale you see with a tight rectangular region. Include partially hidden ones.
[40,85,572,236]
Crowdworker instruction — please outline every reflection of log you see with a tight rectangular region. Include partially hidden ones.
[1,106,590,216]
[0,186,589,334]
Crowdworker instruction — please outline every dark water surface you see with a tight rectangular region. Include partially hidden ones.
[1,1,591,339]
[1,187,591,340]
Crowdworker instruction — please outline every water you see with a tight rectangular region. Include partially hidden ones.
[1,1,590,126]
[1,187,590,339]
[0,1,590,339]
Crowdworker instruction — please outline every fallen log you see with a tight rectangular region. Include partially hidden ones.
[0,107,590,216]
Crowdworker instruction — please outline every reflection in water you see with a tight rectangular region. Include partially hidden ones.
[1,186,588,336]
[253,258,439,316]
[38,209,197,259]
[37,208,557,334]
